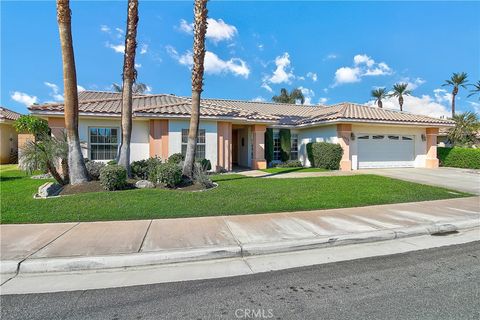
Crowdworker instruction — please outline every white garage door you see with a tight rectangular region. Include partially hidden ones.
[357,134,415,169]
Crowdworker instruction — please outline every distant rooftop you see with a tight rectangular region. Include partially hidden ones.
[0,106,21,121]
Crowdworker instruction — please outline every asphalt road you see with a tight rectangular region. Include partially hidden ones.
[1,241,479,320]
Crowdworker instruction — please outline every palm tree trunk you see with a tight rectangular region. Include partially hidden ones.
[117,0,139,177]
[61,158,69,184]
[399,96,403,111]
[47,160,65,185]
[182,0,208,179]
[56,0,89,185]
[451,93,456,118]
[378,100,383,109]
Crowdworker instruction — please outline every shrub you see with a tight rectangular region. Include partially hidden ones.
[107,160,117,166]
[99,165,127,191]
[131,157,162,180]
[199,158,212,171]
[437,147,480,169]
[155,163,182,188]
[306,142,314,167]
[311,142,343,170]
[168,153,184,164]
[277,160,303,168]
[85,161,106,180]
[193,163,215,188]
[279,129,291,162]
[265,128,274,164]
[13,115,50,136]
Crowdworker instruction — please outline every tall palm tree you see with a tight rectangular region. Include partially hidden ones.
[112,82,147,94]
[371,87,387,108]
[182,0,208,179]
[390,83,412,112]
[467,80,480,100]
[56,0,89,184]
[442,72,469,118]
[272,88,305,104]
[116,0,139,176]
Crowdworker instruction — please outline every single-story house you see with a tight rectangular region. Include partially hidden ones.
[29,91,454,171]
[0,106,21,164]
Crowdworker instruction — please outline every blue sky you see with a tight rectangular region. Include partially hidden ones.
[2,1,479,117]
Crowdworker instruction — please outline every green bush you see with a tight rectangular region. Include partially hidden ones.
[85,161,106,180]
[155,163,182,188]
[199,158,212,171]
[311,142,343,170]
[99,165,127,191]
[265,128,274,164]
[13,115,50,136]
[277,160,303,168]
[131,157,162,180]
[107,160,117,166]
[437,147,480,169]
[168,153,184,164]
[306,142,314,166]
[279,129,291,162]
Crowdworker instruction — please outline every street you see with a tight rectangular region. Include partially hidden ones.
[1,241,479,320]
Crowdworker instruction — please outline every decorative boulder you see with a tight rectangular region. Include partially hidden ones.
[135,180,155,189]
[36,182,62,198]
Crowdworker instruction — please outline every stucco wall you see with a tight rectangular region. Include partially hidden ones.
[168,119,218,166]
[78,118,149,162]
[351,124,427,168]
[0,123,18,164]
[297,125,338,167]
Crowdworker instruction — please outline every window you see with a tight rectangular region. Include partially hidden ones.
[402,136,413,141]
[372,135,385,140]
[388,135,400,140]
[358,135,369,140]
[89,127,119,160]
[290,134,299,160]
[273,132,281,161]
[181,129,206,159]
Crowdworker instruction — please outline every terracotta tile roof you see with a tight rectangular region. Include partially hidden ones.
[0,106,22,121]
[29,91,454,126]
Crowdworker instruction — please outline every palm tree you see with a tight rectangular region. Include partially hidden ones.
[442,72,469,118]
[112,82,147,94]
[448,112,479,146]
[116,0,139,176]
[182,0,208,179]
[390,83,412,112]
[467,80,480,100]
[272,88,305,104]
[56,0,89,184]
[371,88,387,108]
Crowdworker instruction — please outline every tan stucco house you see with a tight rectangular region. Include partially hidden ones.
[29,91,454,171]
[0,107,21,164]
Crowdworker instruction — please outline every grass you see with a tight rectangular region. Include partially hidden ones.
[260,167,328,174]
[0,164,470,224]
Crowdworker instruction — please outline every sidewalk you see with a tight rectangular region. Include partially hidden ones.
[1,197,479,281]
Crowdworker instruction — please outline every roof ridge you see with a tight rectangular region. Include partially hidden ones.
[204,97,324,108]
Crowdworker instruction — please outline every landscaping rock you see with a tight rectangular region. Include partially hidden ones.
[31,173,52,180]
[135,180,155,189]
[36,182,62,198]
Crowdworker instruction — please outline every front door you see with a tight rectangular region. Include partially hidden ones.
[232,129,238,165]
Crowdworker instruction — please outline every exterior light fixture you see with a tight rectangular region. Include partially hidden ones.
[421,134,426,141]
[350,132,356,141]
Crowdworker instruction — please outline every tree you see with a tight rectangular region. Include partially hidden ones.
[182,0,208,179]
[390,83,411,112]
[116,0,139,177]
[112,82,148,94]
[56,0,89,184]
[467,80,480,100]
[272,88,305,104]
[442,72,469,118]
[371,88,387,109]
[447,112,479,146]
[13,115,50,137]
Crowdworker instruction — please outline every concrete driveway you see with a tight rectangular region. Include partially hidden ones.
[360,167,480,195]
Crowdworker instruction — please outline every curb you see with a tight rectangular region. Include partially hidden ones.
[2,218,479,275]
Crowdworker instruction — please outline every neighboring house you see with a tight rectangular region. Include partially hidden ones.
[437,127,480,147]
[29,91,454,171]
[0,107,21,164]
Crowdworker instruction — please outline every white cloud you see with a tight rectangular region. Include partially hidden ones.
[306,72,318,82]
[251,96,266,102]
[433,88,452,104]
[11,91,38,106]
[468,101,480,114]
[44,82,64,101]
[261,83,273,93]
[258,44,264,51]
[318,97,328,104]
[265,52,295,84]
[178,18,237,43]
[115,27,124,37]
[135,63,142,68]
[298,86,315,105]
[333,54,393,86]
[77,85,86,92]
[167,46,249,78]
[100,25,110,33]
[324,53,337,61]
[106,42,125,53]
[403,77,426,90]
[367,93,450,118]
[140,44,148,54]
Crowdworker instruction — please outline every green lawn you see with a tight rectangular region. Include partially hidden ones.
[260,167,328,174]
[0,165,470,224]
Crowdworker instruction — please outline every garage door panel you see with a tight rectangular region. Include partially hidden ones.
[357,134,415,168]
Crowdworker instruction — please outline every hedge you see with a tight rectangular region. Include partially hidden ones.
[265,128,274,164]
[310,142,343,170]
[437,147,480,169]
[306,143,314,167]
[99,165,127,191]
[279,129,291,162]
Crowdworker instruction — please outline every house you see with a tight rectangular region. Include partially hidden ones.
[0,107,21,164]
[29,91,454,171]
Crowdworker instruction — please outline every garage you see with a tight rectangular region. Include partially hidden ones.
[357,134,415,168]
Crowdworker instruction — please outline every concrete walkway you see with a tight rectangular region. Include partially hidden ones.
[1,197,479,281]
